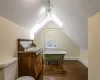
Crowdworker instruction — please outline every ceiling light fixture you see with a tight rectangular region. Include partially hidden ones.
[30,0,63,39]
[46,0,63,27]
[40,7,46,15]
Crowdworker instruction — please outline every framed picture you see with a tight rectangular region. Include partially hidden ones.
[46,40,57,48]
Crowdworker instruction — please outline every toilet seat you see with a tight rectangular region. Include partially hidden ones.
[17,76,35,80]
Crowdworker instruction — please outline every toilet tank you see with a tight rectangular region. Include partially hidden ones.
[0,57,18,80]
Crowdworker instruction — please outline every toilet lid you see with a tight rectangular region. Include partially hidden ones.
[17,76,35,80]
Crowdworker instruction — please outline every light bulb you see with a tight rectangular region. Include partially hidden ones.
[40,7,46,15]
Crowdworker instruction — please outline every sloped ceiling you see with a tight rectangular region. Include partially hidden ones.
[51,0,88,50]
[0,0,100,50]
[50,0,100,50]
[88,0,100,17]
[0,0,48,29]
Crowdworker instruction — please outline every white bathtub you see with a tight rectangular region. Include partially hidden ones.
[43,51,66,54]
[43,51,66,61]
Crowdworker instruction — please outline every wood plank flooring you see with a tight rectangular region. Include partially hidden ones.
[38,60,88,80]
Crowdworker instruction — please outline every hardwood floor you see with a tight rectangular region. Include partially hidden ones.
[38,60,88,80]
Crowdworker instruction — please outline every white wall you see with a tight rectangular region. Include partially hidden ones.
[34,22,80,58]
[51,0,88,50]
[79,50,88,67]
[88,12,100,80]
[0,16,30,58]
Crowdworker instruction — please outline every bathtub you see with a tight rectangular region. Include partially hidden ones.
[43,51,66,61]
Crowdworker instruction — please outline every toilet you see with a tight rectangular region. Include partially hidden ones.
[17,76,34,80]
[0,57,35,80]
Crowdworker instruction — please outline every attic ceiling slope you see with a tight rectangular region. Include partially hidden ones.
[0,0,100,50]
[88,0,100,17]
[51,0,88,50]
[0,0,48,29]
[50,0,100,50]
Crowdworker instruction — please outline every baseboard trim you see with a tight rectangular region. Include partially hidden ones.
[64,57,78,60]
[64,57,88,68]
[78,59,88,68]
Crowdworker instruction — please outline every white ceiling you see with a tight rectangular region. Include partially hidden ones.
[50,0,100,50]
[0,0,100,50]
[0,0,48,29]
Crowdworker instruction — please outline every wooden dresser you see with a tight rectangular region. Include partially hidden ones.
[18,39,43,79]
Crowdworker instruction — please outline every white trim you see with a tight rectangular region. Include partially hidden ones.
[78,59,88,68]
[44,51,66,54]
[64,57,88,68]
[64,57,78,60]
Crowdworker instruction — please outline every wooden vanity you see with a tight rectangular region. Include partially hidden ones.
[18,39,43,79]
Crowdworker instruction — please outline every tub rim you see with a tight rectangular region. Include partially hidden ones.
[43,51,66,54]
